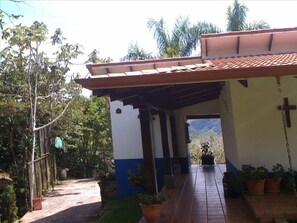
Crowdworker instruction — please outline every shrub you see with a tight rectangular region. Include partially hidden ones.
[0,183,18,223]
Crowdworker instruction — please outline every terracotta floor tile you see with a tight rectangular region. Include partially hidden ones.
[140,165,257,223]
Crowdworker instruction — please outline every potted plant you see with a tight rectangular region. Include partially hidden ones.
[138,193,166,223]
[200,142,214,165]
[239,165,268,195]
[128,164,167,223]
[98,172,116,208]
[223,172,242,198]
[265,163,284,193]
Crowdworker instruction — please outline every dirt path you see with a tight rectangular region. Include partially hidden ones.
[19,179,101,223]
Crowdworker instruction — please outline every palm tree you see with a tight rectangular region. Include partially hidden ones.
[86,49,112,63]
[121,42,154,61]
[246,20,270,31]
[227,0,270,31]
[147,17,221,58]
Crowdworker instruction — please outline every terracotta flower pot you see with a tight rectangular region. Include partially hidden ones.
[247,179,265,195]
[265,178,281,193]
[140,203,162,223]
[33,197,42,210]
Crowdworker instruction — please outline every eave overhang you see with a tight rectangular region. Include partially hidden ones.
[76,64,297,90]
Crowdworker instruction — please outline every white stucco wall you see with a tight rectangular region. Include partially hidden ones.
[110,101,143,159]
[152,115,162,158]
[151,114,174,158]
[111,101,173,160]
[173,99,220,158]
[229,76,297,170]
[219,82,240,169]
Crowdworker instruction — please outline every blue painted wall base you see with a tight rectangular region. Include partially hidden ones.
[225,158,238,173]
[180,157,190,174]
[115,158,167,198]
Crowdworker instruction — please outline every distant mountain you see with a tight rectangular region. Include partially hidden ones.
[188,119,222,139]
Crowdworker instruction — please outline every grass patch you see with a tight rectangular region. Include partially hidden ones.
[97,196,142,223]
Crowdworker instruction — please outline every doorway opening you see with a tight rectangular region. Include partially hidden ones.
[187,115,225,165]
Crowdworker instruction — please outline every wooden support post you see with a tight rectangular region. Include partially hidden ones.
[159,112,173,175]
[169,115,181,173]
[139,106,158,194]
[159,112,175,188]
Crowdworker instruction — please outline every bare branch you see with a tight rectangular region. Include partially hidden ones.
[36,94,51,100]
[34,99,73,131]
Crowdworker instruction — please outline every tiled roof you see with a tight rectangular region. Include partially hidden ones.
[87,57,205,77]
[210,52,297,70]
[87,52,297,79]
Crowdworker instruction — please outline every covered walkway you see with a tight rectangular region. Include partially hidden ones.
[19,179,101,223]
[140,165,256,223]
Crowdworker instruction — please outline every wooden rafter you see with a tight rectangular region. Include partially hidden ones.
[237,36,240,54]
[205,39,208,57]
[237,80,248,87]
[268,34,274,51]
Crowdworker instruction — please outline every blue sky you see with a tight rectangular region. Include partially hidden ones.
[1,0,297,79]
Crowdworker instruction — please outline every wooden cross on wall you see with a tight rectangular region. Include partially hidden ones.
[277,97,296,128]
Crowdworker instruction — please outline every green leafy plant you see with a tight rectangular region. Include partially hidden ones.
[271,163,285,180]
[281,169,297,193]
[138,193,167,205]
[200,142,213,156]
[127,164,146,191]
[127,164,168,205]
[239,165,268,181]
[223,172,242,197]
[0,183,18,223]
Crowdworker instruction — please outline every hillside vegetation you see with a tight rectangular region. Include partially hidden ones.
[188,119,225,164]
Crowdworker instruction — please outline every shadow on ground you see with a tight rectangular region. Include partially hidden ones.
[46,191,81,197]
[28,202,101,223]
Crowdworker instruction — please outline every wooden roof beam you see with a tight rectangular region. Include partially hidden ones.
[110,90,140,101]
[92,89,110,97]
[268,34,274,51]
[169,83,214,95]
[237,80,248,87]
[170,83,220,97]
[172,87,221,100]
[173,95,219,109]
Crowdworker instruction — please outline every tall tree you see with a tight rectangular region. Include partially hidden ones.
[1,19,82,209]
[227,0,270,31]
[86,49,112,64]
[147,17,220,58]
[56,96,113,178]
[121,42,154,61]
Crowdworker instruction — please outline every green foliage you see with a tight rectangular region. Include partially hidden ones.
[189,135,225,164]
[0,183,18,223]
[56,96,114,178]
[227,0,270,31]
[121,42,154,61]
[281,170,297,193]
[239,165,268,181]
[85,49,112,64]
[223,172,242,197]
[127,164,146,191]
[271,163,285,180]
[147,17,220,58]
[0,12,113,215]
[137,193,166,205]
[227,0,248,31]
[200,142,213,156]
